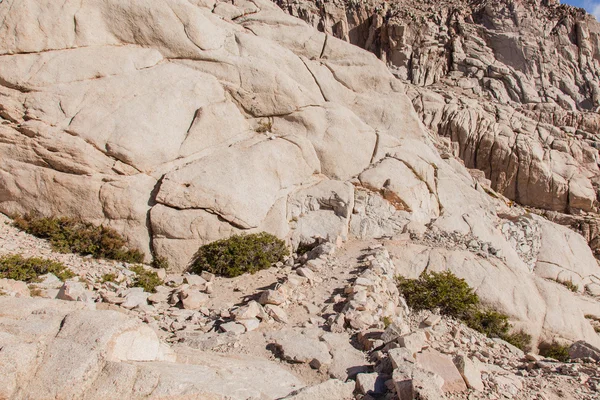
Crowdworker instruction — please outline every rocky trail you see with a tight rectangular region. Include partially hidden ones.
[2,212,600,399]
[1,0,600,398]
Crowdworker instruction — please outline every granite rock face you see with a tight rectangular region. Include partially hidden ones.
[0,0,425,270]
[276,0,600,246]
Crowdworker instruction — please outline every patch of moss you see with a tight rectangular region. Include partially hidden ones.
[130,265,162,293]
[191,232,289,278]
[539,341,570,362]
[13,215,144,263]
[255,119,273,133]
[553,278,579,293]
[0,254,74,282]
[382,316,392,329]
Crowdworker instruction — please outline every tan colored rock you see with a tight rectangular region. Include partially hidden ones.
[415,349,467,393]
[181,290,209,310]
[0,279,30,297]
[268,329,332,368]
[259,289,287,306]
[398,331,427,355]
[453,354,484,391]
[281,379,354,400]
[232,300,263,320]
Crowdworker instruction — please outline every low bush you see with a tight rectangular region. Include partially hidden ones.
[13,215,144,263]
[553,278,578,293]
[191,232,289,278]
[501,330,533,352]
[151,255,170,271]
[539,341,570,362]
[397,271,479,319]
[130,265,162,293]
[465,309,510,338]
[101,273,117,283]
[0,254,74,282]
[397,270,531,351]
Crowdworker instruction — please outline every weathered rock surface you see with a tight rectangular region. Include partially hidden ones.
[0,297,303,399]
[275,0,600,252]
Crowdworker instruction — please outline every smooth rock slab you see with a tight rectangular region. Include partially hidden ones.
[281,379,354,400]
[416,349,467,393]
[320,332,369,380]
[268,329,332,369]
[453,354,483,391]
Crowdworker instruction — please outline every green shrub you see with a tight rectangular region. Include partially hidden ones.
[465,309,510,338]
[151,255,169,271]
[397,270,531,350]
[501,330,532,352]
[0,254,74,282]
[539,341,570,362]
[397,271,479,319]
[101,273,117,283]
[553,278,579,293]
[191,232,289,278]
[13,215,144,263]
[130,265,162,293]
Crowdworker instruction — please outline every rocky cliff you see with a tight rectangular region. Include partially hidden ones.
[277,0,600,251]
[0,0,600,397]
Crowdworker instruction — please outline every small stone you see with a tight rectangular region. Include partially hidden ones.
[183,273,207,286]
[147,291,170,304]
[569,341,600,362]
[259,289,286,306]
[181,290,209,309]
[154,268,166,280]
[392,368,415,400]
[219,321,246,334]
[200,271,216,282]
[164,274,184,286]
[265,304,288,323]
[354,277,374,288]
[57,281,90,302]
[121,291,150,309]
[238,318,260,332]
[232,301,263,320]
[453,354,484,391]
[268,329,331,368]
[329,312,345,333]
[305,259,325,271]
[389,347,415,368]
[398,331,427,355]
[422,315,441,327]
[296,267,322,283]
[0,278,30,297]
[356,373,386,395]
[381,323,409,343]
[37,273,63,289]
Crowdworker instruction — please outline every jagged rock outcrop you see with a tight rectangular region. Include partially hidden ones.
[0,0,599,360]
[276,0,600,225]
